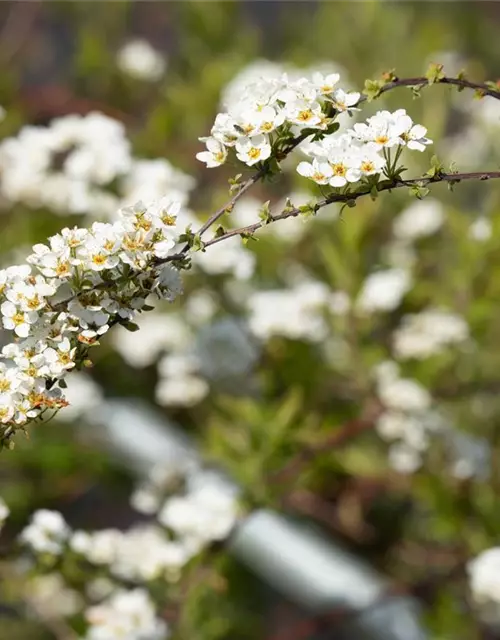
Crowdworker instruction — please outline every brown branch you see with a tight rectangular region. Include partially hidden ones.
[364,75,500,104]
[201,170,500,249]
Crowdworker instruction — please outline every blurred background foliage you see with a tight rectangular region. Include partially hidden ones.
[0,2,499,639]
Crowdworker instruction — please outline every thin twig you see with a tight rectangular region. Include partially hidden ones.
[202,171,500,248]
[365,75,500,104]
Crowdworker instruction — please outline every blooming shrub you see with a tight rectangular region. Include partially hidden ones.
[0,4,500,639]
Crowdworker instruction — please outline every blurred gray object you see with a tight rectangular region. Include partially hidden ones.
[89,399,428,640]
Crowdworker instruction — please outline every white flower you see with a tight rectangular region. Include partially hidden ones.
[155,375,209,408]
[117,39,166,81]
[356,269,412,313]
[84,589,168,640]
[468,547,500,624]
[352,110,408,149]
[393,309,469,360]
[27,574,83,618]
[378,376,431,413]
[297,159,333,185]
[1,301,38,338]
[392,198,444,241]
[330,88,360,112]
[247,283,329,342]
[235,134,271,166]
[196,137,228,167]
[20,509,70,555]
[388,442,422,474]
[284,99,324,128]
[0,497,9,529]
[469,217,492,242]
[311,72,340,95]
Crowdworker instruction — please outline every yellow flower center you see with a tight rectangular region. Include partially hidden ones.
[332,163,346,177]
[0,407,10,421]
[297,110,313,122]
[12,312,25,326]
[56,261,70,277]
[361,161,375,173]
[248,147,261,161]
[92,254,107,266]
[161,214,176,226]
[0,379,11,392]
[261,122,274,132]
[27,295,41,309]
[375,135,389,145]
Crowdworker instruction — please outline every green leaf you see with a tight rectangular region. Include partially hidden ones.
[258,200,273,224]
[363,78,383,101]
[123,321,140,332]
[409,183,430,199]
[425,62,445,84]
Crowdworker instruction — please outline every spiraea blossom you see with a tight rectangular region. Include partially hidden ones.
[84,589,168,640]
[392,308,469,360]
[116,39,166,82]
[468,547,500,625]
[197,71,360,168]
[0,198,185,444]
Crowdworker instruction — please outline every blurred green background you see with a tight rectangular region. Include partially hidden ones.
[0,2,499,639]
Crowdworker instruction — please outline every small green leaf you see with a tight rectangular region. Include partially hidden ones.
[258,200,273,224]
[425,62,445,85]
[123,321,140,332]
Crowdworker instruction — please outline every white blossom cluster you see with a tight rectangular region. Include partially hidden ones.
[298,108,432,188]
[247,280,332,342]
[197,71,361,168]
[117,39,166,82]
[393,308,469,360]
[468,547,500,626]
[0,198,184,439]
[84,589,168,640]
[0,113,132,216]
[356,268,412,314]
[0,113,195,219]
[18,463,238,638]
[374,361,441,474]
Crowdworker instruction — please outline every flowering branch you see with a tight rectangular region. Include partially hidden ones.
[201,170,500,248]
[362,72,500,103]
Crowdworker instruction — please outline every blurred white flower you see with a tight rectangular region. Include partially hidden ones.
[468,547,500,625]
[20,509,70,555]
[117,39,166,81]
[378,376,431,412]
[112,312,191,368]
[248,281,329,342]
[155,375,209,408]
[27,574,83,618]
[393,309,469,360]
[84,588,168,640]
[356,268,411,313]
[388,442,422,474]
[469,217,492,242]
[392,198,444,241]
[0,496,9,532]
